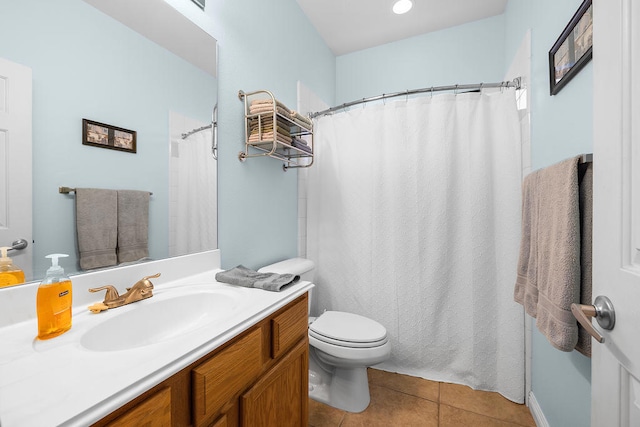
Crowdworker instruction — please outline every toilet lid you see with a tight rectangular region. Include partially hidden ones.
[309,311,387,345]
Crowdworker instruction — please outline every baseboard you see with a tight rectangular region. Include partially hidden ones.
[528,391,550,427]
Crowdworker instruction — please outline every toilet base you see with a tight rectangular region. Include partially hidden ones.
[308,363,371,413]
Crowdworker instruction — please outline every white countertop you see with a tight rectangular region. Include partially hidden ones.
[0,251,312,427]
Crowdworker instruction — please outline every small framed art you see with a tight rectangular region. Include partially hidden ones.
[549,0,593,95]
[82,119,137,153]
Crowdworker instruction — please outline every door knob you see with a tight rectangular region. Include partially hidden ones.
[7,239,28,251]
[571,295,615,343]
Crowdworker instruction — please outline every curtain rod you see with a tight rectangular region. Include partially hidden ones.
[309,77,522,119]
[181,123,212,139]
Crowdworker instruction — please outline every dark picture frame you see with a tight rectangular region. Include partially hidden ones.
[82,119,137,153]
[549,0,593,95]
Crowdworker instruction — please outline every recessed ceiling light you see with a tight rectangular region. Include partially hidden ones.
[393,0,413,14]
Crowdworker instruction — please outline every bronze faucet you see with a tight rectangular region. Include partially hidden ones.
[89,273,161,309]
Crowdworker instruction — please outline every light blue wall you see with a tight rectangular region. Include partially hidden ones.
[209,0,335,269]
[505,1,592,426]
[0,0,216,278]
[336,15,506,104]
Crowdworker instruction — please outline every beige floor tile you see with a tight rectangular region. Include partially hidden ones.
[308,398,346,427]
[440,404,524,427]
[440,383,535,426]
[368,368,440,402]
[340,384,438,427]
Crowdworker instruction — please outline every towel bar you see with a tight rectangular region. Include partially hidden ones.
[579,153,593,163]
[59,187,152,196]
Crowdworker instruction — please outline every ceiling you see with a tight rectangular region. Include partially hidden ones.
[295,0,509,56]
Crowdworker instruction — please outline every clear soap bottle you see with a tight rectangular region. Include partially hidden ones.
[37,254,73,340]
[0,246,25,288]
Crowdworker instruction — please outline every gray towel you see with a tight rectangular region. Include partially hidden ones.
[117,190,150,263]
[215,265,299,292]
[76,188,118,270]
[514,156,582,352]
[575,163,593,357]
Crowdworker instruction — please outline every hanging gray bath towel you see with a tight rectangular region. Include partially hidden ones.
[215,265,299,292]
[514,155,592,355]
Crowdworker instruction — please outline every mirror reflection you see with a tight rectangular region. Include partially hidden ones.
[0,0,218,284]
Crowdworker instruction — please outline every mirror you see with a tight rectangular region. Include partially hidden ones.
[1,0,218,283]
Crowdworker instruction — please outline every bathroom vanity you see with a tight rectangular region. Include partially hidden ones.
[0,250,313,426]
[95,293,308,427]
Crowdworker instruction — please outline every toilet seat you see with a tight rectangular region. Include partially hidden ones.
[309,311,388,349]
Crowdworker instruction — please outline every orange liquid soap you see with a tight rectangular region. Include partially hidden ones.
[36,254,73,340]
[37,280,72,339]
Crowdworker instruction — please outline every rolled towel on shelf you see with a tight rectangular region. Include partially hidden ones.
[215,265,299,292]
[291,138,312,153]
[290,110,312,127]
[249,121,291,137]
[249,131,292,145]
[250,98,291,112]
[249,105,292,118]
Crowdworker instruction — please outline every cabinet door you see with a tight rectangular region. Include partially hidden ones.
[241,338,308,427]
[192,327,262,427]
[271,295,308,359]
[106,387,171,427]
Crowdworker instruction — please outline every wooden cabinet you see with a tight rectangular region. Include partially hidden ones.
[92,293,309,427]
[192,328,263,426]
[106,387,172,427]
[242,339,308,427]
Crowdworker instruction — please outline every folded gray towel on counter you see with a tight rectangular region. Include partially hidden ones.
[215,265,299,292]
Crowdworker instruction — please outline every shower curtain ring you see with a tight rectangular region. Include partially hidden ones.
[405,90,409,102]
[383,94,386,105]
[430,87,434,97]
[455,84,459,95]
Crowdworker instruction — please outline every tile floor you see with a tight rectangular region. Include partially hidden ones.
[309,369,536,427]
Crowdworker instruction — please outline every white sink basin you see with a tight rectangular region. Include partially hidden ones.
[81,288,242,352]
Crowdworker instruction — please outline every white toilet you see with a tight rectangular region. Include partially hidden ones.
[258,258,391,413]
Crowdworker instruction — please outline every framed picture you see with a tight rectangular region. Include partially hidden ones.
[82,119,137,153]
[549,0,593,95]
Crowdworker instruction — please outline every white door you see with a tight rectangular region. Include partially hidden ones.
[0,57,32,281]
[592,0,640,425]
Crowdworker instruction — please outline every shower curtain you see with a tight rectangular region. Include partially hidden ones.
[174,129,217,255]
[306,89,525,402]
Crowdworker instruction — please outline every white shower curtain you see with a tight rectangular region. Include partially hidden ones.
[174,129,217,255]
[307,89,525,402]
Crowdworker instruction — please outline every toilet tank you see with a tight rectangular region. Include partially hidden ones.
[258,258,315,282]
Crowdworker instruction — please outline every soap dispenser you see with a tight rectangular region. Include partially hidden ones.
[0,246,25,288]
[37,254,73,340]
